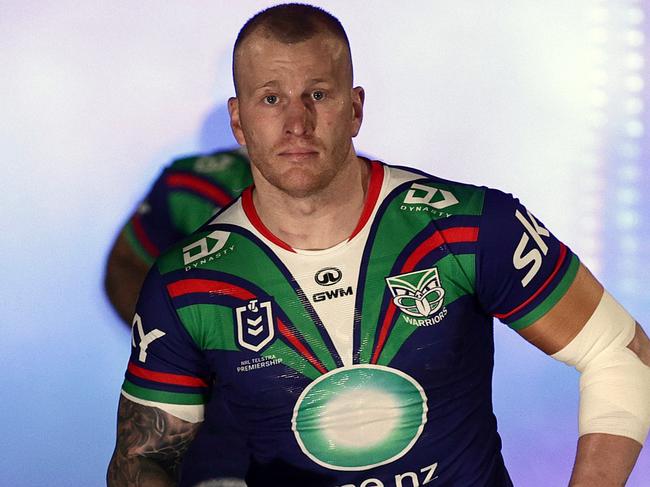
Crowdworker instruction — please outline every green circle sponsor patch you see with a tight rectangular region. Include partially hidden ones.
[292,365,427,471]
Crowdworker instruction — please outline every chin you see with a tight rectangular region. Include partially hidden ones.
[275,171,332,198]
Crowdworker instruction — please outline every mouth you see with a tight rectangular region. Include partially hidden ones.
[277,149,319,160]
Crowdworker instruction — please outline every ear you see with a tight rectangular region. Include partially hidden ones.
[228,97,246,146]
[350,86,365,138]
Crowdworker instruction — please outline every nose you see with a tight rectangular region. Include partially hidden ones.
[283,96,315,137]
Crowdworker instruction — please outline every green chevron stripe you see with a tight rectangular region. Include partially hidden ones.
[507,254,580,330]
[176,304,239,351]
[122,380,205,405]
[262,340,322,380]
[159,232,338,373]
[123,225,155,265]
[169,192,219,236]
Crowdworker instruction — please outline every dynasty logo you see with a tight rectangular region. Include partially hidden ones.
[385,267,448,326]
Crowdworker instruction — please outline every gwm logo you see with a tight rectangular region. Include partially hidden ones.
[386,267,448,326]
[314,267,342,286]
[235,299,275,352]
[182,230,231,266]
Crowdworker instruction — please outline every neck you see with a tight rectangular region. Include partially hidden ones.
[251,156,371,250]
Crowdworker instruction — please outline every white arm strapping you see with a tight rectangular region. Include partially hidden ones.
[551,291,650,444]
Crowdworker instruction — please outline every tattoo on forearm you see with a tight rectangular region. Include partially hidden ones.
[107,397,200,487]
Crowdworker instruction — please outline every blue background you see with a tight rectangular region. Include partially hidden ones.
[1,1,648,485]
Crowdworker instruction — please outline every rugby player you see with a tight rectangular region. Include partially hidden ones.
[105,150,252,485]
[107,4,650,486]
[105,148,251,324]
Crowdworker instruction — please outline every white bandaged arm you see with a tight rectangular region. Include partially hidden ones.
[551,291,650,444]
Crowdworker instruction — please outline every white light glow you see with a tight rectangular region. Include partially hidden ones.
[589,7,609,23]
[616,211,640,229]
[624,120,644,138]
[619,142,642,158]
[589,28,610,44]
[625,30,645,47]
[577,154,600,168]
[624,53,645,70]
[618,165,641,182]
[579,239,602,255]
[617,188,640,205]
[320,388,400,448]
[582,175,606,192]
[579,196,603,212]
[625,8,645,25]
[579,216,602,233]
[618,278,640,295]
[587,111,607,127]
[624,97,644,115]
[590,70,609,86]
[624,75,644,92]
[620,236,639,253]
[589,90,608,107]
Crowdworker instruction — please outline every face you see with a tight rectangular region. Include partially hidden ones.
[229,31,364,198]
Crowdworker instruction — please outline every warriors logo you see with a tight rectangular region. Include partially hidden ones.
[385,267,445,318]
[235,299,275,352]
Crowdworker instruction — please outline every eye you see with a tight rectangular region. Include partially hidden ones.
[311,90,325,101]
[264,95,278,105]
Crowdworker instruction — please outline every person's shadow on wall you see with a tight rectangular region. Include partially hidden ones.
[197,103,238,152]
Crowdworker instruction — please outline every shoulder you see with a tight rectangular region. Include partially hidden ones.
[380,162,495,219]
[165,148,250,175]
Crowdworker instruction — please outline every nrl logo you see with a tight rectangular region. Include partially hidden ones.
[386,267,446,318]
[235,299,275,352]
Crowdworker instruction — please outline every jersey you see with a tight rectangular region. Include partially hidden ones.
[122,161,580,487]
[122,148,252,265]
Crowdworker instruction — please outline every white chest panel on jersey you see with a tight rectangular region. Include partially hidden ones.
[216,164,420,365]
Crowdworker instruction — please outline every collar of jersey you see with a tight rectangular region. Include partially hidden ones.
[241,160,385,254]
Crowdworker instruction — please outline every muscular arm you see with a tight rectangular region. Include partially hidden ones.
[105,233,152,325]
[519,264,650,486]
[107,396,201,487]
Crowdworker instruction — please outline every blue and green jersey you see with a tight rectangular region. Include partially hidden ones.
[123,161,578,486]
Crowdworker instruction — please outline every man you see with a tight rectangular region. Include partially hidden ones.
[105,148,252,486]
[107,4,650,486]
[105,148,252,324]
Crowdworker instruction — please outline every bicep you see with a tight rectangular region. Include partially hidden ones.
[518,263,650,366]
[517,263,603,354]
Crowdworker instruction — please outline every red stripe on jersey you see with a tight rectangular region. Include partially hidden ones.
[167,279,255,301]
[403,227,479,273]
[167,278,328,373]
[242,187,295,252]
[241,161,385,252]
[494,243,568,320]
[348,161,385,240]
[277,320,328,375]
[127,361,208,387]
[166,173,233,207]
[131,214,160,258]
[371,226,479,364]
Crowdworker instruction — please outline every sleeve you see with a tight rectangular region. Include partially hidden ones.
[121,167,185,265]
[475,188,580,330]
[121,265,211,422]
